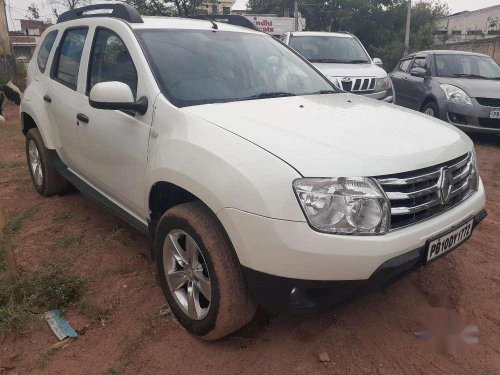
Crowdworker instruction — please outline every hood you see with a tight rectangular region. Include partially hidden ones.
[312,62,388,78]
[184,94,472,177]
[436,77,500,98]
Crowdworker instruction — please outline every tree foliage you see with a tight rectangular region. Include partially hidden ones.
[26,3,40,20]
[126,0,204,16]
[248,0,449,70]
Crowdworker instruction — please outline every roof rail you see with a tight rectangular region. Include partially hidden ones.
[189,14,260,32]
[57,4,143,24]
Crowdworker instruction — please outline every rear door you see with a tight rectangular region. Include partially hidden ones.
[48,27,89,172]
[390,57,413,107]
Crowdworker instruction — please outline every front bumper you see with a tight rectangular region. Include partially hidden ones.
[438,99,500,134]
[242,209,486,313]
[362,88,394,102]
[217,181,486,312]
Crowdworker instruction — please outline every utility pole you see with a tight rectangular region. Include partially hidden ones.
[294,0,298,31]
[404,0,411,55]
[0,0,12,56]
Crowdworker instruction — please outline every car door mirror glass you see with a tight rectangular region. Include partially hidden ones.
[89,81,148,115]
[373,58,383,67]
[410,67,426,78]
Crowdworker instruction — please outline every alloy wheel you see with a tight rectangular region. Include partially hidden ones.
[424,107,435,117]
[163,229,211,320]
[28,140,43,187]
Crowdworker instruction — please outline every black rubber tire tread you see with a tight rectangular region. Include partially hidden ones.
[25,128,71,196]
[154,201,257,340]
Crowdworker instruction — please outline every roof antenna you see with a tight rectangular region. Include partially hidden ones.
[205,16,218,30]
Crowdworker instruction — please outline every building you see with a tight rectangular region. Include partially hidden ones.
[435,5,500,45]
[201,0,236,15]
[9,19,53,62]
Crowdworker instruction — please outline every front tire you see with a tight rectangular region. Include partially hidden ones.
[422,101,439,118]
[25,128,71,196]
[155,202,256,340]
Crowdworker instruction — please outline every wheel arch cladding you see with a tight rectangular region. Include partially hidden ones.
[21,112,37,135]
[421,96,438,111]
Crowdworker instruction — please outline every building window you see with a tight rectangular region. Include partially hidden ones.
[222,6,230,14]
[466,30,483,35]
[434,30,447,35]
[452,30,462,35]
[212,4,218,13]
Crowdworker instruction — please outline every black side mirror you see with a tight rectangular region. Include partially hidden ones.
[410,67,427,78]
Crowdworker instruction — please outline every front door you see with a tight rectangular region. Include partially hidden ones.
[390,57,413,108]
[76,27,152,218]
[404,57,429,111]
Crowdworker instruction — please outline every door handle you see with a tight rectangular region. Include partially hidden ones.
[76,113,89,124]
[43,95,51,103]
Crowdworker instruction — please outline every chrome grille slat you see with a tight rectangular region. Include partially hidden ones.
[386,185,438,200]
[341,76,376,93]
[375,153,474,230]
[392,198,441,215]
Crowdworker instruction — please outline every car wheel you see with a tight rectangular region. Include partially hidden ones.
[26,128,71,196]
[154,201,257,340]
[422,102,439,118]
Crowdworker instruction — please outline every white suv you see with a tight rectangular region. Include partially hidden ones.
[281,31,394,102]
[22,4,486,340]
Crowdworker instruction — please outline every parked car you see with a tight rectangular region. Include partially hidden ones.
[281,31,394,102]
[22,4,486,340]
[391,50,500,134]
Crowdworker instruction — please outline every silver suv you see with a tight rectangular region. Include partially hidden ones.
[281,31,394,102]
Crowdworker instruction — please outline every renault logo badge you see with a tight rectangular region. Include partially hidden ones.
[438,167,453,204]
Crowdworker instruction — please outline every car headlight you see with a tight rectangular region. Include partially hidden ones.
[440,84,473,106]
[469,149,479,192]
[375,76,392,92]
[328,76,341,88]
[293,177,390,235]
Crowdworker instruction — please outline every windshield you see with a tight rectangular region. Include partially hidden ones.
[435,54,500,79]
[289,35,370,63]
[135,30,336,107]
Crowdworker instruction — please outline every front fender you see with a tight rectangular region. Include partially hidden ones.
[146,97,305,222]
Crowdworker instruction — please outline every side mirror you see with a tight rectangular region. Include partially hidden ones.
[373,58,383,67]
[410,67,427,78]
[89,81,148,115]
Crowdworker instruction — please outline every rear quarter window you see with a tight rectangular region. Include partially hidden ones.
[37,30,58,73]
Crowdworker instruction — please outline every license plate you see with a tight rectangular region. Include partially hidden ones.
[426,219,474,263]
[491,109,500,119]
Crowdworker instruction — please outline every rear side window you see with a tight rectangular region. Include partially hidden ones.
[399,59,413,72]
[87,28,137,97]
[37,30,58,73]
[53,28,88,89]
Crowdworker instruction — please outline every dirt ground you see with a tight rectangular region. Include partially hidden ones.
[0,103,499,375]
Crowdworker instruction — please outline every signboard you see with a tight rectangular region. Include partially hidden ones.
[245,16,306,35]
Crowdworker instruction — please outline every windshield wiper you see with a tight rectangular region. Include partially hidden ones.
[346,59,370,64]
[308,58,343,63]
[244,92,296,100]
[451,73,490,79]
[309,89,337,95]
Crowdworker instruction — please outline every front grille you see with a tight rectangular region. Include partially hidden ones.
[341,77,376,93]
[478,117,500,129]
[476,97,500,107]
[375,153,474,230]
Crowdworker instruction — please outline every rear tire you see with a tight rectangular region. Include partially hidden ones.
[25,128,71,196]
[155,201,256,340]
[422,101,439,118]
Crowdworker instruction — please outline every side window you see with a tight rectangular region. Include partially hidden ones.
[412,57,427,70]
[37,30,58,73]
[399,59,413,72]
[87,28,138,97]
[53,28,88,89]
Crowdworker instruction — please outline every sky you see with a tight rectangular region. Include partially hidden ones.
[5,0,500,30]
